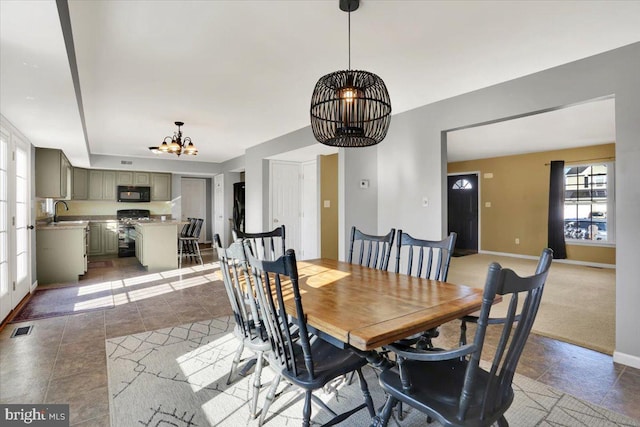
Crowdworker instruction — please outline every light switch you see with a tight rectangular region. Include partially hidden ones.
[323,200,331,208]
[485,202,492,208]
[484,172,494,179]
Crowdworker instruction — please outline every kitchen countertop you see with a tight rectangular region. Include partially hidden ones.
[36,220,90,230]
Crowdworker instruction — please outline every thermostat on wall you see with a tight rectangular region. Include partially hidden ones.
[359,179,369,189]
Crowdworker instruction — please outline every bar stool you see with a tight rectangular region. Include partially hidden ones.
[179,218,203,268]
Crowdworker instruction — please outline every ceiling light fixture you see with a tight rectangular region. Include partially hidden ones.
[310,0,391,147]
[149,121,198,156]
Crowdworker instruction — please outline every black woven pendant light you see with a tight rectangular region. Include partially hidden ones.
[310,0,391,147]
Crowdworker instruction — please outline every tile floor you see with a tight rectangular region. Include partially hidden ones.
[1,250,638,425]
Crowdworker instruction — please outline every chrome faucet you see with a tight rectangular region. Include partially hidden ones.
[53,200,69,223]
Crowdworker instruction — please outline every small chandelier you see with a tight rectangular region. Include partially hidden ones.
[310,0,391,147]
[150,121,198,156]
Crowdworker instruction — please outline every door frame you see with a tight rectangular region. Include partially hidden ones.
[0,119,33,322]
[447,171,481,252]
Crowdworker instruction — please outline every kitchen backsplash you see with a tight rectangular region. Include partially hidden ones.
[36,199,172,219]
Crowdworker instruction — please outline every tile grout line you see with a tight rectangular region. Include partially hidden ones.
[43,314,70,403]
[598,365,625,406]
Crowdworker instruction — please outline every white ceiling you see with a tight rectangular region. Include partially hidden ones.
[1,1,639,170]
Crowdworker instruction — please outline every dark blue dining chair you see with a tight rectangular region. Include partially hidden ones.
[247,248,376,427]
[372,248,553,427]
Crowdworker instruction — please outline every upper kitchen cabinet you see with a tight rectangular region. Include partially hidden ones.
[151,173,171,201]
[72,167,89,200]
[88,170,117,200]
[117,171,150,186]
[35,148,71,199]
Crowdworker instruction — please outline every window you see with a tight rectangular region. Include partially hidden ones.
[564,162,614,243]
[452,179,473,190]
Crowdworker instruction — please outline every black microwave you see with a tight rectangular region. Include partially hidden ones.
[117,186,151,202]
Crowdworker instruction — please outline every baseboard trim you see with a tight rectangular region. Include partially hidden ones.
[613,351,640,369]
[30,279,38,292]
[478,250,615,269]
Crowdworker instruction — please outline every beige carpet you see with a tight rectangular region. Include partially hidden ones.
[448,253,615,355]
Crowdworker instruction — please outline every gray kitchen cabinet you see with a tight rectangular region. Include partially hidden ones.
[73,167,89,200]
[151,173,171,201]
[134,172,150,185]
[36,223,88,284]
[103,221,119,254]
[35,148,72,199]
[88,222,103,255]
[117,171,134,186]
[135,222,178,271]
[88,221,119,255]
[88,170,117,200]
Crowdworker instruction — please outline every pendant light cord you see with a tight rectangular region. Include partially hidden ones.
[348,9,351,70]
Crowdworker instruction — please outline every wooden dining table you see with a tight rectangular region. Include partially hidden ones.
[286,258,486,353]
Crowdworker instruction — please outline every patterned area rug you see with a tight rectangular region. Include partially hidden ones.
[106,317,639,427]
[10,283,114,323]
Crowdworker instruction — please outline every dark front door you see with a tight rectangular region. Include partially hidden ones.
[448,174,479,255]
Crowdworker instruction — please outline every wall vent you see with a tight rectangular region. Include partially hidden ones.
[121,160,133,165]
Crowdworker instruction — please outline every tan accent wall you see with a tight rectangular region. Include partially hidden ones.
[448,143,615,265]
[320,154,339,260]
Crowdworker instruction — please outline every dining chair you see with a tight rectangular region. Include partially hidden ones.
[372,248,553,427]
[214,234,271,419]
[233,225,286,261]
[247,248,376,427]
[179,218,203,267]
[393,230,457,349]
[348,226,396,270]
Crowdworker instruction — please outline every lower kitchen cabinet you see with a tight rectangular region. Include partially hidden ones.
[36,224,88,285]
[88,221,119,256]
[135,222,178,271]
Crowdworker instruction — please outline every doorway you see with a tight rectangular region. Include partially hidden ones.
[181,178,207,243]
[447,173,479,256]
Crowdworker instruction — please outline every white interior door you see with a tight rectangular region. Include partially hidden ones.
[213,174,225,245]
[270,161,301,256]
[301,161,318,260]
[180,178,207,243]
[0,127,31,322]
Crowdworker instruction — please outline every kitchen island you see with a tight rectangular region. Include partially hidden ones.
[36,221,89,284]
[134,220,179,272]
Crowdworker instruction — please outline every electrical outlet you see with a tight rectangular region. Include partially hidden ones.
[515,238,520,245]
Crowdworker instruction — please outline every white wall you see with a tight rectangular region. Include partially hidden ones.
[222,43,640,367]
[375,42,640,367]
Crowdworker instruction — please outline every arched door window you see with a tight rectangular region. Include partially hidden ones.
[452,178,473,190]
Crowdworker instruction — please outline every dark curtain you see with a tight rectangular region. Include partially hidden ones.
[548,160,567,259]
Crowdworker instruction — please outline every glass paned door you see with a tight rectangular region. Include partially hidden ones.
[0,129,10,320]
[15,141,29,291]
[0,127,31,322]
